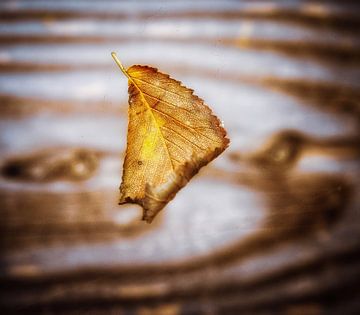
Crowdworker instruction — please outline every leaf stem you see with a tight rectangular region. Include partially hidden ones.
[111,52,130,79]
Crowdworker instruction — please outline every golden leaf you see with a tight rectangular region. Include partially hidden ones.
[112,52,229,223]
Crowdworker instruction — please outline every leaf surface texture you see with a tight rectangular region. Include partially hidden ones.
[113,54,229,222]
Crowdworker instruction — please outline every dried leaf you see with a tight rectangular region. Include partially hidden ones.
[112,52,229,223]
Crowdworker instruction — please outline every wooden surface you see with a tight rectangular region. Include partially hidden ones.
[0,1,359,314]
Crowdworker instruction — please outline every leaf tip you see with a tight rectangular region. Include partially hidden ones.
[142,211,155,224]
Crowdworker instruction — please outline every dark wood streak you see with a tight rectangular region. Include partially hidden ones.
[0,7,359,33]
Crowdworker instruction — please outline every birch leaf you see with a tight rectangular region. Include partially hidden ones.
[112,52,229,223]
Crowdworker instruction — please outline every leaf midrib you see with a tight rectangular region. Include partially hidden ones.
[126,70,175,171]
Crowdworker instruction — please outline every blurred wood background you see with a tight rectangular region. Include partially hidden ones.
[0,1,359,314]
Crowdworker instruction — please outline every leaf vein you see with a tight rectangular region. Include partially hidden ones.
[141,90,193,114]
[161,125,205,151]
[164,137,188,155]
[132,77,189,100]
[151,106,218,144]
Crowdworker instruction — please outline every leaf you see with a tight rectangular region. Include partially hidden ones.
[112,52,229,223]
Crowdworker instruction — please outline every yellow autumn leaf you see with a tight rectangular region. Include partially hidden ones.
[112,52,229,223]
